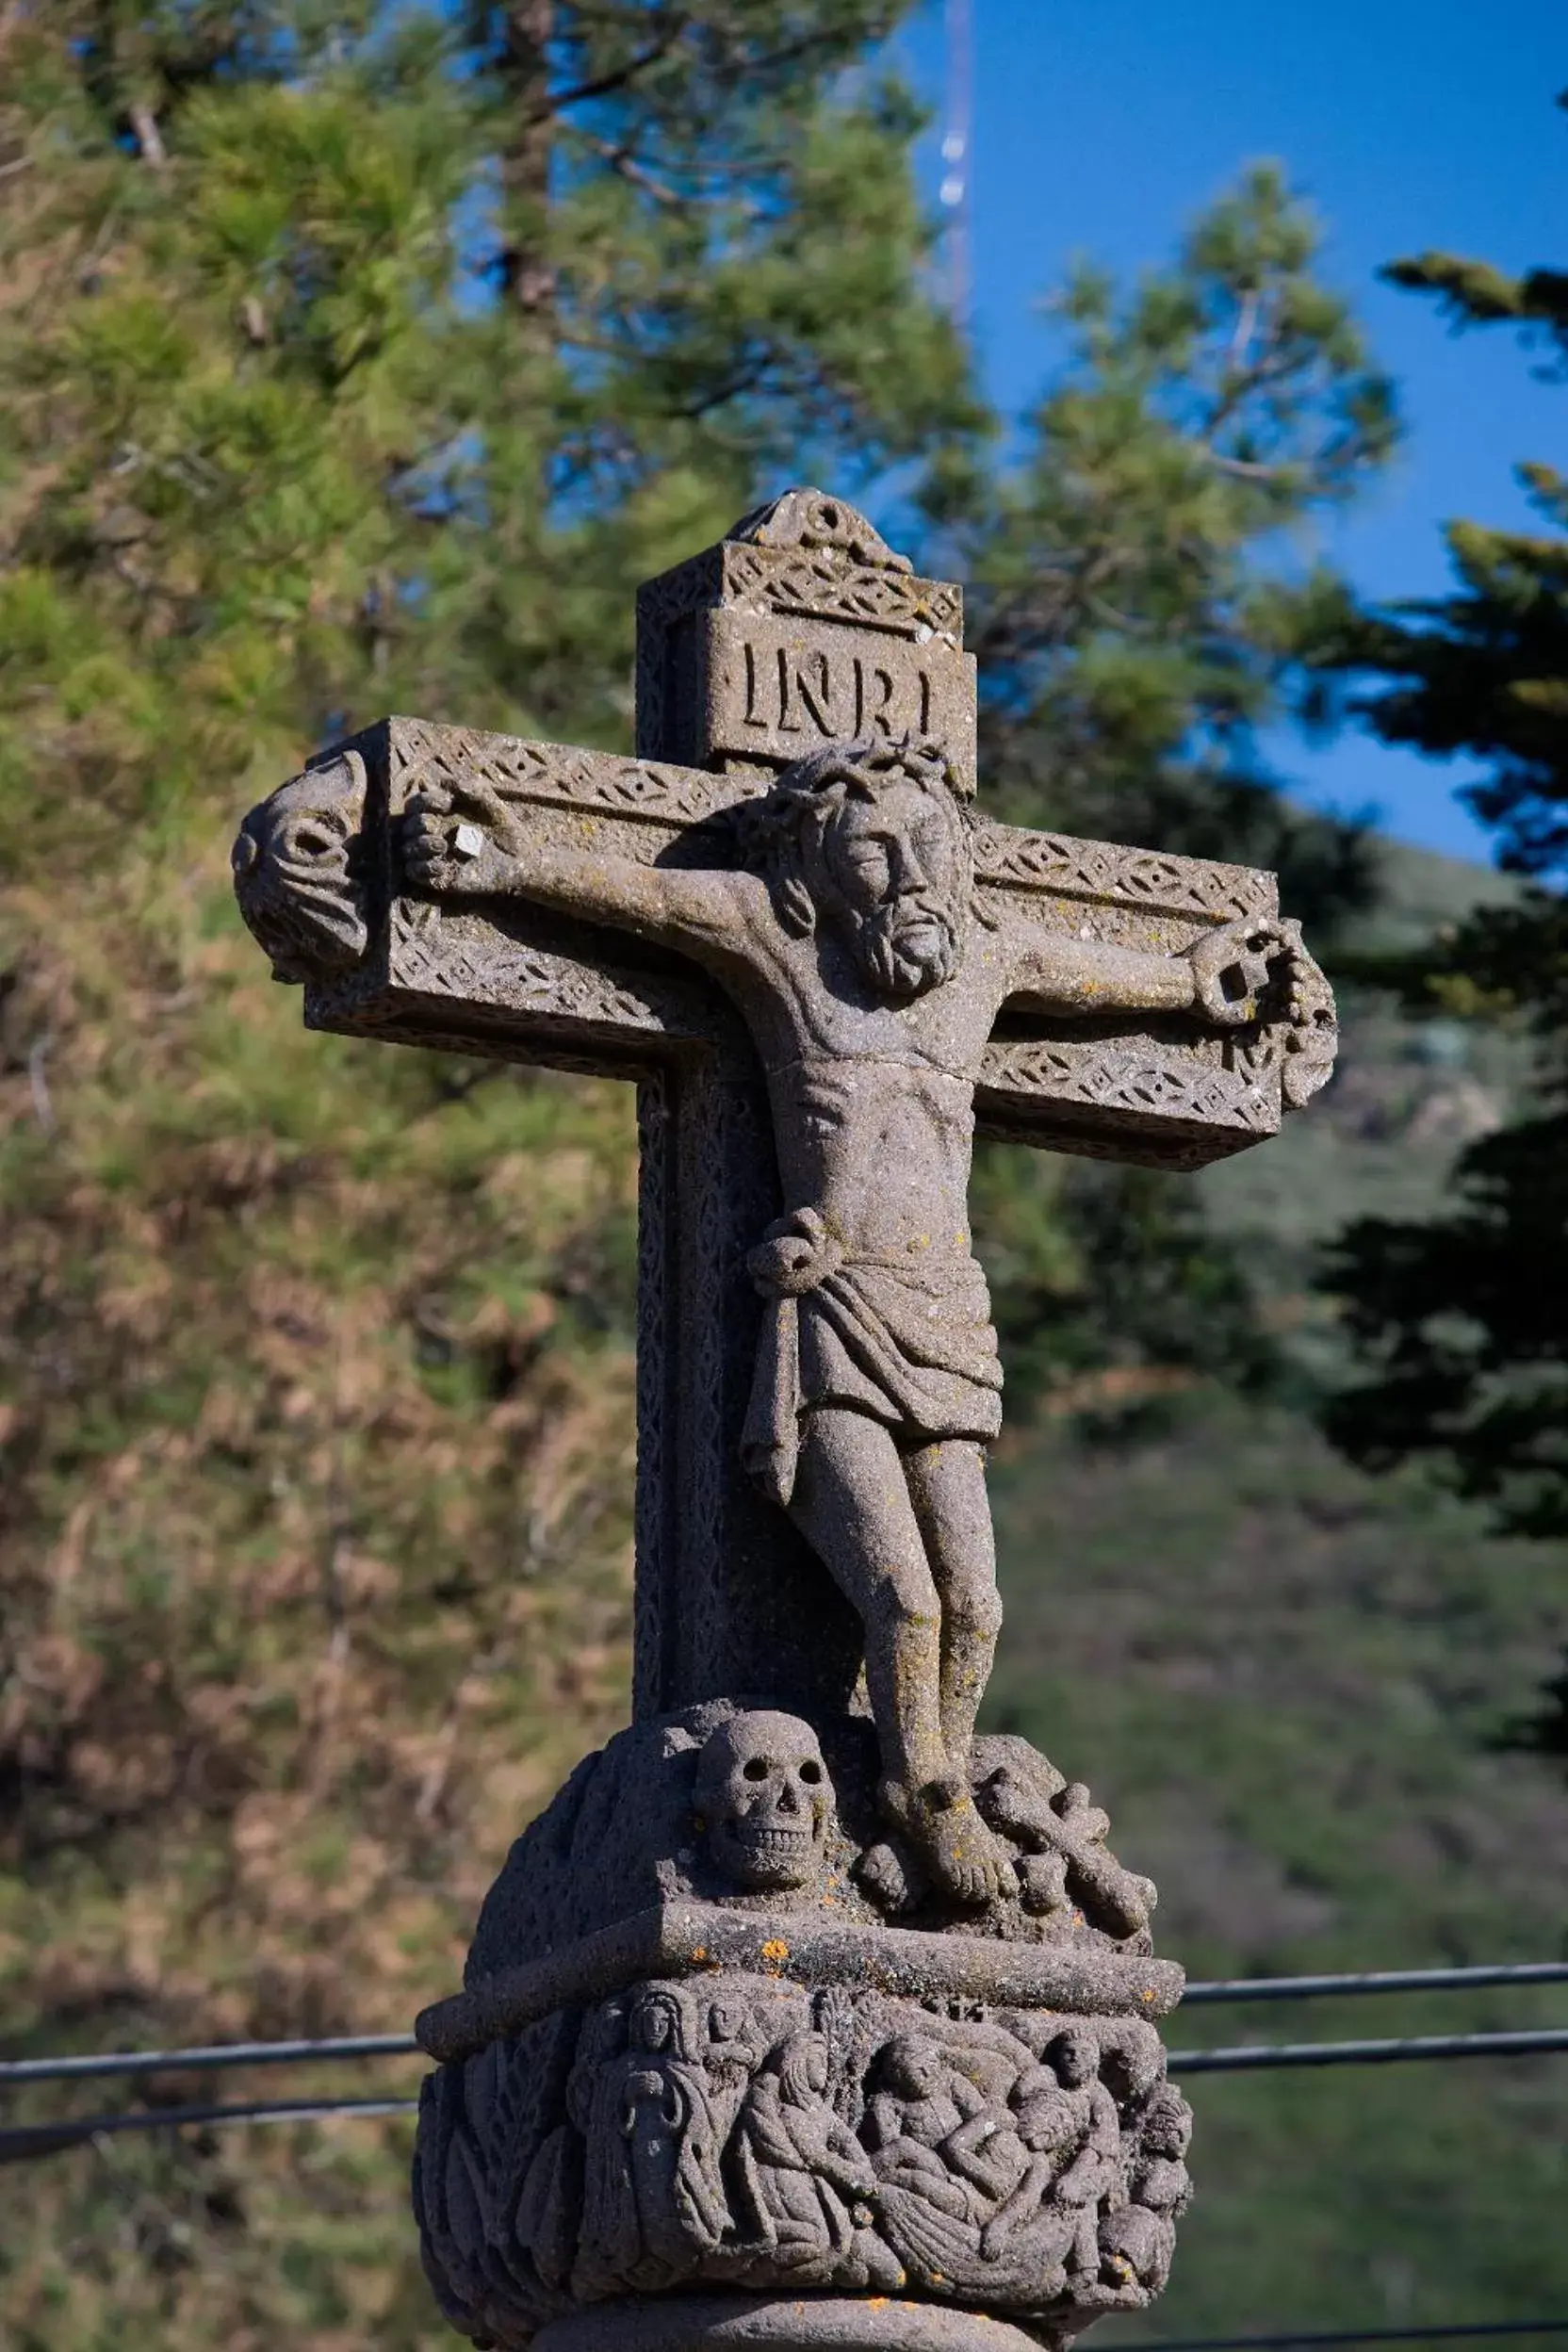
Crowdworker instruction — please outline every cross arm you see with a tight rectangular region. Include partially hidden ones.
[230,717,1338,1172]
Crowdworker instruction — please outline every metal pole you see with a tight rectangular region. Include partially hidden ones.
[941,0,973,326]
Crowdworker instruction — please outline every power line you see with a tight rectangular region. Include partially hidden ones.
[1184,1963,1568,2006]
[1,2024,1563,2165]
[0,2094,419,2166]
[1168,2027,1568,2075]
[8,2023,1560,2162]
[2,1961,1564,2087]
[0,2032,418,2085]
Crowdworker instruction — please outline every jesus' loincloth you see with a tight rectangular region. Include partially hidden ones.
[741,1208,1004,1509]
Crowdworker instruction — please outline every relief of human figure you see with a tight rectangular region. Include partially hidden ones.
[858,2033,996,2286]
[862,2033,990,2220]
[728,2029,904,2290]
[939,2067,1053,2212]
[702,1995,770,2148]
[962,2026,1125,2295]
[1097,2083,1193,2295]
[405,737,1325,1904]
[969,2064,1086,2295]
[1044,2030,1126,2280]
[570,1987,727,2299]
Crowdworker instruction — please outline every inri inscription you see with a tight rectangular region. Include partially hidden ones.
[700,608,976,784]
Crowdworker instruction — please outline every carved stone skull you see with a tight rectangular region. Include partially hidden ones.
[694,1711,833,1892]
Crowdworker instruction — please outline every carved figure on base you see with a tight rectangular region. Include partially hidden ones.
[729,2030,904,2290]
[1041,2030,1126,2284]
[571,1988,727,2300]
[232,750,368,982]
[1098,2083,1193,2295]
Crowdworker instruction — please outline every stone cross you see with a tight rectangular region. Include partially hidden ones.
[233,488,1335,1742]
[232,489,1338,2351]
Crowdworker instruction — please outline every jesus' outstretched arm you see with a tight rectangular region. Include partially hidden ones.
[1004,912,1315,1031]
[401,775,753,959]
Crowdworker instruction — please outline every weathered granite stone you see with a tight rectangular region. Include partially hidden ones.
[231,747,368,982]
[409,1708,1188,2342]
[233,493,1334,2351]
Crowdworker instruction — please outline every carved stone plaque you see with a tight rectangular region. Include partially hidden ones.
[695,608,977,788]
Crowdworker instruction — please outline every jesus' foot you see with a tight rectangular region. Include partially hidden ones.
[880,1772,1018,1908]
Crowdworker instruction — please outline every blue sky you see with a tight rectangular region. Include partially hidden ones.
[896,2,1566,864]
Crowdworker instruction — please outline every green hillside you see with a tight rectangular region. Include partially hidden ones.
[991,1398,1568,2341]
[1201,840,1527,1272]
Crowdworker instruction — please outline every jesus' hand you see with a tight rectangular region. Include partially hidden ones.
[402,778,527,895]
[1187,916,1318,1030]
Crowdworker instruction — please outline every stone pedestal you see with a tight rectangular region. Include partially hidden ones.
[533,2295,1053,2352]
[412,1708,1192,2351]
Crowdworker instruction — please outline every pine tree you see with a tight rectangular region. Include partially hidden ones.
[1315,102,1568,1537]
[1310,94,1568,1755]
[0,8,978,2342]
[956,166,1398,1415]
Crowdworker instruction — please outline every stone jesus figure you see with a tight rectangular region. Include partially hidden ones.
[406,736,1317,1906]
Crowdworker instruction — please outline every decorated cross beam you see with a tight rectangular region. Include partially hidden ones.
[232,490,1336,2352]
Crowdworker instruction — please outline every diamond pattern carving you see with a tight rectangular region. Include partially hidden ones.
[389,722,739,829]
[720,544,964,641]
[979,1037,1276,1134]
[972,823,1275,923]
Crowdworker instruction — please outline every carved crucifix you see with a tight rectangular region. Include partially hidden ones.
[234,488,1335,1909]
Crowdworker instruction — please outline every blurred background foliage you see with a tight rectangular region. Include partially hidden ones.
[0,8,1563,2347]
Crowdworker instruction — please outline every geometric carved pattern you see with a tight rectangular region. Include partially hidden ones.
[979,1036,1276,1136]
[390,901,672,1034]
[972,824,1276,925]
[720,543,965,643]
[389,722,738,830]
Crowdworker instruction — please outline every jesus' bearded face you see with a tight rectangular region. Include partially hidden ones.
[810,780,967,999]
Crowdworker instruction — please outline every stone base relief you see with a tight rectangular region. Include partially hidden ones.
[413,1708,1191,2350]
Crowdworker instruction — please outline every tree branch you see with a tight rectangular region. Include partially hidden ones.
[127,105,168,172]
[539,21,692,120]
[573,127,685,209]
[1208,452,1291,481]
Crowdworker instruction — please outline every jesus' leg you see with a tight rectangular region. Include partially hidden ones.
[788,1409,1012,1906]
[787,1404,945,1796]
[905,1438,1002,1767]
